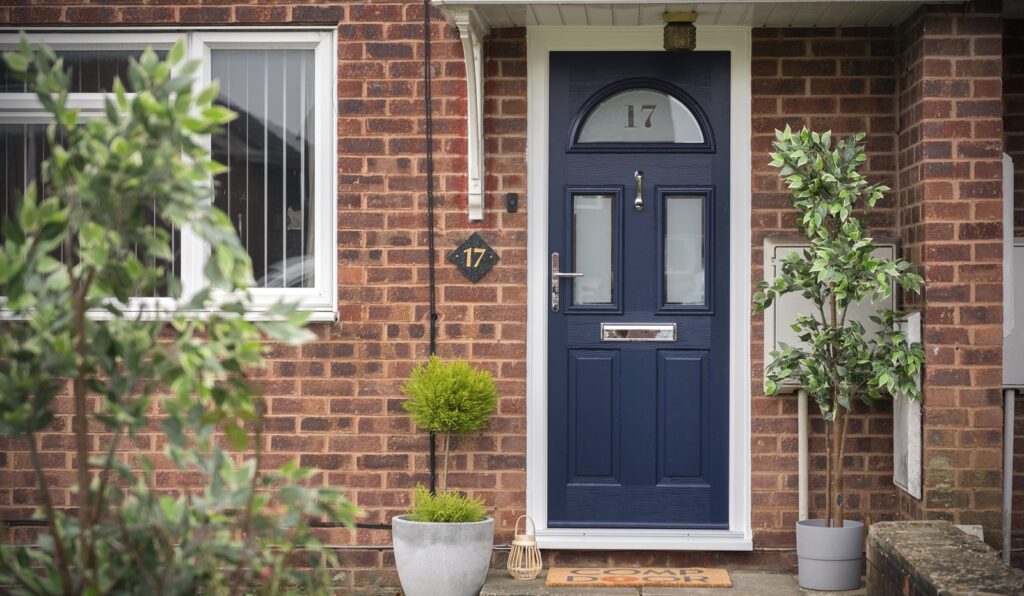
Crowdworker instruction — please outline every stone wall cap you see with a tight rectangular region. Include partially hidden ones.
[868,521,1024,595]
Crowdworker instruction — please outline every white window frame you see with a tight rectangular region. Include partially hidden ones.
[0,30,338,321]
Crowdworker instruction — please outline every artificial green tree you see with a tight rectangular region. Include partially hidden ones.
[0,38,358,595]
[753,127,924,528]
[401,356,498,522]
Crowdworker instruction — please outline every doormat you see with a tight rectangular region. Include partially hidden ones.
[546,567,732,588]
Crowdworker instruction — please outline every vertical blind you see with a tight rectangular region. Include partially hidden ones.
[0,122,181,295]
[211,49,316,289]
[0,50,164,93]
[0,48,180,297]
[0,124,81,269]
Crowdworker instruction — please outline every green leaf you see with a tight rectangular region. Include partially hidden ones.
[168,38,186,65]
[3,51,31,73]
[196,82,219,106]
[224,423,248,450]
[201,105,236,125]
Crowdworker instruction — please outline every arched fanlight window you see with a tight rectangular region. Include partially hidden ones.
[569,79,713,153]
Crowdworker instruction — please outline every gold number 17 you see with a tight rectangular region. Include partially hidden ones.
[463,247,487,268]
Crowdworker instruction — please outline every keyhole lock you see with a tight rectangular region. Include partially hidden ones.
[634,170,644,211]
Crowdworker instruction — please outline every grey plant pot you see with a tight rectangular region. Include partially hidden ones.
[392,515,495,596]
[796,519,865,591]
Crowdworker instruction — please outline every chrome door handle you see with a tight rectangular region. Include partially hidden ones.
[551,252,583,312]
[634,169,644,211]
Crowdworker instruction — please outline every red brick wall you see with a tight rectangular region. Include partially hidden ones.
[894,5,928,527]
[0,3,345,24]
[332,8,529,586]
[750,27,901,545]
[896,4,1005,548]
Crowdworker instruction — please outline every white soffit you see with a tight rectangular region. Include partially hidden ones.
[432,1,963,28]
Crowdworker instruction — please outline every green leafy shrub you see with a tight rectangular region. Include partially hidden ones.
[402,356,498,434]
[752,126,924,527]
[0,37,359,595]
[407,485,488,524]
[401,356,497,509]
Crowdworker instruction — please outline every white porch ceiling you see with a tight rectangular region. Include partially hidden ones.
[431,1,963,28]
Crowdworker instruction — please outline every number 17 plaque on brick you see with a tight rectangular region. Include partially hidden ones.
[447,232,500,283]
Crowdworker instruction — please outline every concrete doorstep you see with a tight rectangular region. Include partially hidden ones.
[480,569,869,595]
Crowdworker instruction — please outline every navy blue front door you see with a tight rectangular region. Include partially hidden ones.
[547,52,730,529]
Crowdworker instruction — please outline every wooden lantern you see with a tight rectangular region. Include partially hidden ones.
[506,515,542,580]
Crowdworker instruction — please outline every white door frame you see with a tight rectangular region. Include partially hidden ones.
[525,25,753,550]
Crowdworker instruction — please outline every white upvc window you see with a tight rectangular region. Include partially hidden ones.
[0,30,338,321]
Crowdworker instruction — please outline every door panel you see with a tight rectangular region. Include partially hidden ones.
[657,351,705,481]
[547,51,730,529]
[568,350,619,481]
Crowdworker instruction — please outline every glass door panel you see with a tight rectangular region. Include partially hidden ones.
[572,193,614,306]
[664,195,705,306]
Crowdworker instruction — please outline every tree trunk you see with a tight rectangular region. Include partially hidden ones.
[71,274,95,589]
[442,431,451,493]
[830,406,846,528]
[824,421,833,526]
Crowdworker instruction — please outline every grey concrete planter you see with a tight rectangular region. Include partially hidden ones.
[392,515,494,596]
[796,519,865,591]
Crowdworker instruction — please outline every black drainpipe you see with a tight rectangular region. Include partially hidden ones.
[326,0,439,532]
[423,0,440,496]
[356,0,439,530]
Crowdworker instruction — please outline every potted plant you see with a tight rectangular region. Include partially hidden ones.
[392,356,499,596]
[753,127,924,591]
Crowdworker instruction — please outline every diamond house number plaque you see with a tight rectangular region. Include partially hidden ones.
[447,232,500,283]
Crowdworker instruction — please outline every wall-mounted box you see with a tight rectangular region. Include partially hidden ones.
[1005,241,1023,387]
[762,236,899,394]
[893,311,922,499]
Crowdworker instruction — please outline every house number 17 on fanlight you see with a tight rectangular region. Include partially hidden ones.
[626,104,657,128]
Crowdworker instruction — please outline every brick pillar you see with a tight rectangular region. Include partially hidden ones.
[896,3,1005,547]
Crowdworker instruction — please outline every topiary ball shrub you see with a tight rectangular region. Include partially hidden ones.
[401,356,498,495]
[401,356,498,435]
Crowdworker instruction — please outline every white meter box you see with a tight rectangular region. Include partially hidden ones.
[762,236,899,393]
[1005,238,1024,389]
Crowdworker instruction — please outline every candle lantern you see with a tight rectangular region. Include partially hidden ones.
[506,515,542,580]
[663,11,697,51]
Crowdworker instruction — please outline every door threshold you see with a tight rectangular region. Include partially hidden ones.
[536,528,752,550]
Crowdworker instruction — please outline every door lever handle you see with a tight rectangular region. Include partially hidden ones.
[634,170,644,211]
[551,252,583,312]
